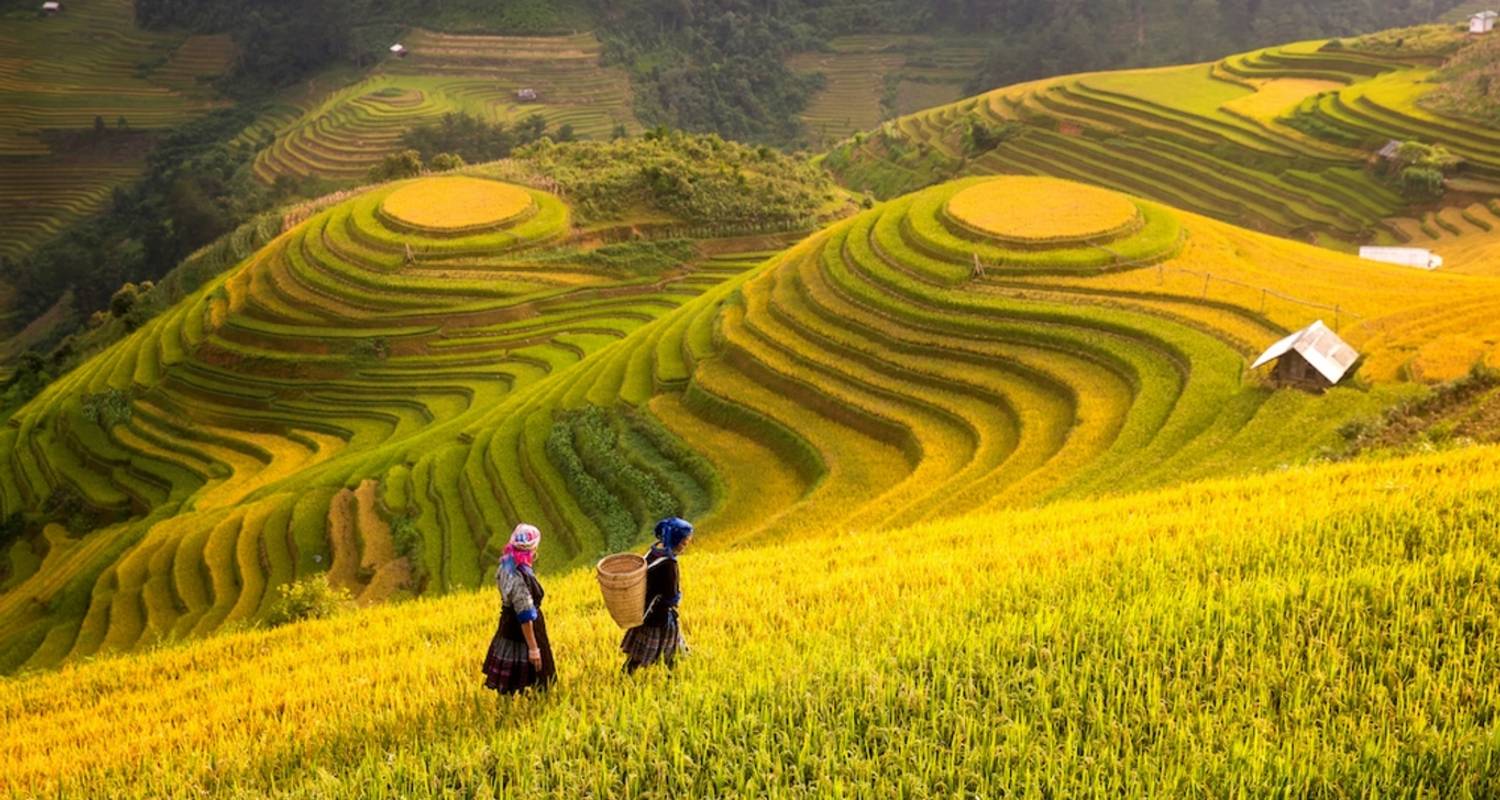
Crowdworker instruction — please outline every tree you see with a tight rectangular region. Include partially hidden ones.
[367,149,423,182]
[429,152,465,172]
[109,283,140,318]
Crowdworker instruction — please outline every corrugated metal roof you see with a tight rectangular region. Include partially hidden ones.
[1251,320,1360,384]
[1474,11,1499,20]
[1377,140,1402,159]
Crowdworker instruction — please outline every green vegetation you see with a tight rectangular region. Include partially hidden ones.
[1424,33,1500,125]
[0,0,233,333]
[264,573,353,627]
[826,32,1500,247]
[514,131,846,227]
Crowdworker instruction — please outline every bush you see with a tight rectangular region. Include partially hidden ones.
[265,574,352,627]
[428,152,465,172]
[1400,166,1444,199]
[368,149,423,183]
[80,388,133,428]
[109,283,140,318]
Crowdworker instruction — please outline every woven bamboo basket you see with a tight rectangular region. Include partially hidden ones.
[596,553,648,629]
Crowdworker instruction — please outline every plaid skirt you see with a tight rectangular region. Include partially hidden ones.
[620,618,687,667]
[482,614,555,695]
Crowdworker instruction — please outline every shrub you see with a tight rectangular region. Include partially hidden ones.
[428,153,466,172]
[265,574,352,627]
[81,389,133,428]
[1400,166,1444,199]
[367,150,423,183]
[109,283,140,318]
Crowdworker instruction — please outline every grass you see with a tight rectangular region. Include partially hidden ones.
[1,444,1498,796]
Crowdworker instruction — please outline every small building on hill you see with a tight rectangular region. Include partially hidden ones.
[1251,320,1360,391]
[389,43,408,58]
[40,1,61,14]
[1471,11,1498,34]
[516,88,538,102]
[1375,139,1403,164]
[1359,246,1443,270]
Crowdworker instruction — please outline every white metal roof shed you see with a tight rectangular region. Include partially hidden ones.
[1251,320,1360,385]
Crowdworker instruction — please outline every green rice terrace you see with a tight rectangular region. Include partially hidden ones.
[250,31,638,184]
[788,35,988,147]
[15,160,1500,671]
[823,25,1500,250]
[0,0,231,264]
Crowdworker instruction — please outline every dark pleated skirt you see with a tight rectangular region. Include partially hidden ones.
[482,611,555,694]
[621,618,687,668]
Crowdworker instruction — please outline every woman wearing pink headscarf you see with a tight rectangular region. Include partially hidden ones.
[481,523,555,694]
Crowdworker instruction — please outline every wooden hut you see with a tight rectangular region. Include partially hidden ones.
[41,1,61,14]
[1251,320,1359,392]
[389,43,408,58]
[1471,11,1497,34]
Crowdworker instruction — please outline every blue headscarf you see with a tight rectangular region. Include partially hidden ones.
[653,517,694,555]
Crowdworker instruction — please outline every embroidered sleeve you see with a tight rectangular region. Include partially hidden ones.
[499,568,537,623]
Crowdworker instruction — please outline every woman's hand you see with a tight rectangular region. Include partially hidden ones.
[522,621,541,670]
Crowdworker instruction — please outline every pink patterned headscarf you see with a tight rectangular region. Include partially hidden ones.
[502,523,541,569]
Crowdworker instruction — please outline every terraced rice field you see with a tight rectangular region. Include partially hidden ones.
[789,35,986,146]
[0,171,778,670]
[252,31,638,183]
[11,169,1500,674]
[827,35,1500,249]
[4,439,1499,797]
[0,0,232,261]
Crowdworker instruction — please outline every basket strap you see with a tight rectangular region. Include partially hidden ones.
[640,557,668,620]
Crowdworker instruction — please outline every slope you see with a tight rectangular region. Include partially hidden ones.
[822,25,1499,250]
[251,31,638,184]
[0,135,846,671]
[0,0,232,265]
[2,442,1497,797]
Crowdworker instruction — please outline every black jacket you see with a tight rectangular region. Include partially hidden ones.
[641,550,680,628]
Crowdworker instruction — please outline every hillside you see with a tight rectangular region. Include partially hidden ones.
[12,159,1500,670]
[788,35,989,148]
[251,31,640,185]
[0,0,232,334]
[2,443,1497,796]
[823,25,1500,252]
[0,135,848,671]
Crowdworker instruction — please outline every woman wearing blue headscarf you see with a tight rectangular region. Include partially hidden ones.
[621,517,694,673]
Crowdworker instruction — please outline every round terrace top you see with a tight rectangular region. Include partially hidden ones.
[380,176,533,232]
[945,176,1139,244]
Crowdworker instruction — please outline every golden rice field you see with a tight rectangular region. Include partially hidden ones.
[2,443,1497,797]
[379,176,535,231]
[0,168,1468,680]
[946,177,1140,242]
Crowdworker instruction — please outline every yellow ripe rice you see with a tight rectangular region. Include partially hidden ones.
[945,176,1138,242]
[380,176,533,232]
